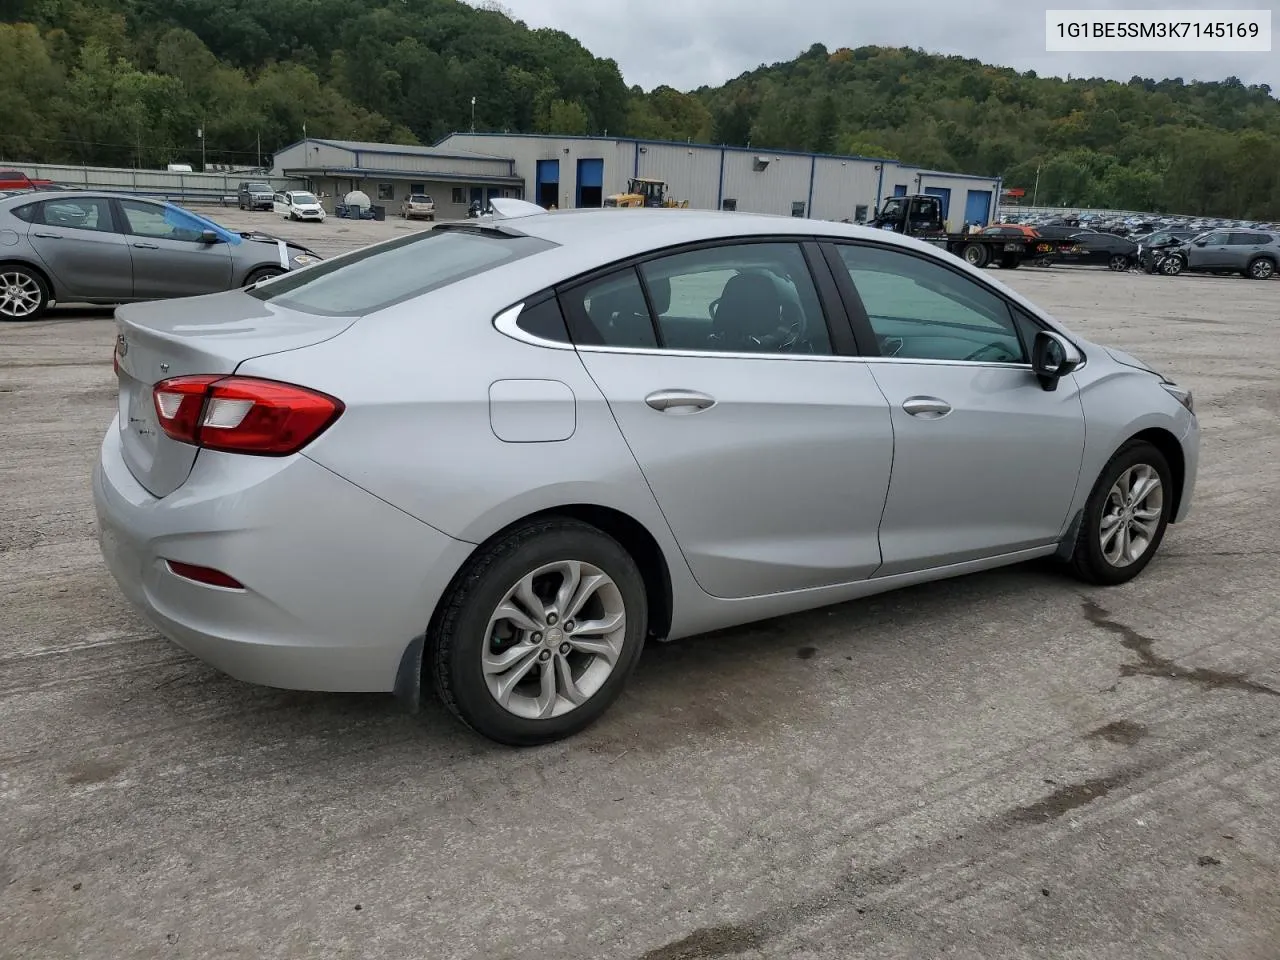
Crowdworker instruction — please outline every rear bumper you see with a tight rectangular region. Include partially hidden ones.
[93,418,474,692]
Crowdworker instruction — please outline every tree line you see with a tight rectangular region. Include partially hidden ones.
[1,0,1276,218]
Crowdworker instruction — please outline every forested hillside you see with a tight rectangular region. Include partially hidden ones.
[1,0,1277,217]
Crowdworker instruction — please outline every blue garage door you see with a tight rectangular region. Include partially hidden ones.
[576,158,603,207]
[923,187,951,219]
[963,189,992,227]
[536,159,560,208]
[893,184,908,197]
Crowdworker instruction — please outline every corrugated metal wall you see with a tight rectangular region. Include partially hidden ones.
[810,158,883,221]
[916,173,1000,232]
[442,135,632,208]
[633,143,719,209]
[721,151,811,218]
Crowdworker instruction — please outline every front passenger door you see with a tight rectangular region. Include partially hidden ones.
[826,241,1086,576]
[115,199,233,298]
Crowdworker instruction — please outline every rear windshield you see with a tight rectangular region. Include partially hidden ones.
[409,195,431,202]
[248,227,556,316]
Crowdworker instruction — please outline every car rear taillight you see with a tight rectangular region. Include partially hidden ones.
[152,376,343,456]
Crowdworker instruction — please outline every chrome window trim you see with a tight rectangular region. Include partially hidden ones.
[492,301,576,351]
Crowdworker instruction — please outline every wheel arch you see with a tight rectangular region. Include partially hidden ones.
[0,257,58,299]
[428,502,674,645]
[1125,426,1186,523]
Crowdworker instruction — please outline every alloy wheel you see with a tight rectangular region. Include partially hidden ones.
[0,271,43,319]
[1099,464,1164,568]
[1251,259,1275,280]
[1109,254,1129,271]
[483,559,626,719]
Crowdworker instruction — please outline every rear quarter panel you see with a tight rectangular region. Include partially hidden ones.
[232,275,688,562]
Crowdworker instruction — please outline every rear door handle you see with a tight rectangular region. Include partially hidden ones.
[902,396,952,418]
[645,389,716,413]
[132,242,159,249]
[32,232,60,239]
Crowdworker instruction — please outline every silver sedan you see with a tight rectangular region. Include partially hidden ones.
[0,191,321,320]
[93,201,1200,745]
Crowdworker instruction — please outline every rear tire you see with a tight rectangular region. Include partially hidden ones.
[0,263,51,321]
[430,518,648,746]
[1067,440,1173,586]
[1108,254,1129,271]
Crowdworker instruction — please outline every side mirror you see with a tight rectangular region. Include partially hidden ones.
[1031,330,1083,391]
[199,229,219,244]
[1193,239,1207,246]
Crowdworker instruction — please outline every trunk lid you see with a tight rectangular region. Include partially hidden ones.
[113,289,358,497]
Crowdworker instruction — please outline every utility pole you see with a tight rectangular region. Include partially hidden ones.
[198,121,206,172]
[471,96,476,133]
[1032,163,1042,208]
[257,131,261,170]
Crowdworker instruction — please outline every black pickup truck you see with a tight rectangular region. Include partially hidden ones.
[866,194,1061,268]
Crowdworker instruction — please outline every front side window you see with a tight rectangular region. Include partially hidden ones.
[639,242,831,355]
[249,227,556,316]
[36,198,114,232]
[119,200,207,242]
[834,243,1025,363]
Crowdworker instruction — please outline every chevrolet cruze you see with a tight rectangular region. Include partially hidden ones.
[94,200,1200,745]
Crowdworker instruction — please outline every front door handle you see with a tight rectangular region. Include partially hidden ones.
[32,232,60,239]
[132,242,159,249]
[645,389,716,413]
[902,396,952,418]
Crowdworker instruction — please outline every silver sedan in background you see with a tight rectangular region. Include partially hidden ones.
[0,191,322,320]
[93,201,1199,745]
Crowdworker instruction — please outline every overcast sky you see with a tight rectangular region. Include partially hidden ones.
[502,0,1279,93]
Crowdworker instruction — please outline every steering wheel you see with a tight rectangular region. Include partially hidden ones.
[963,341,1016,362]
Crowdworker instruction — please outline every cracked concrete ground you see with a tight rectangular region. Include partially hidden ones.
[3,224,1280,959]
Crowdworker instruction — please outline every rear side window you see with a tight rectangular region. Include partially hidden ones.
[10,202,38,223]
[249,227,556,316]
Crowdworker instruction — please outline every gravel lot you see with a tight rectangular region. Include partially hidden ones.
[3,221,1280,959]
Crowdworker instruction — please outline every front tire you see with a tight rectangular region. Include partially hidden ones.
[243,266,285,287]
[430,518,648,745]
[0,264,51,321]
[1162,255,1184,276]
[1068,440,1173,586]
[1109,254,1129,271]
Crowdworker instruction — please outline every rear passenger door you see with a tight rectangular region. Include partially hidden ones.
[561,239,894,600]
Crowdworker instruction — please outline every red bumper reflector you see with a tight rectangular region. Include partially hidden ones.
[166,560,245,589]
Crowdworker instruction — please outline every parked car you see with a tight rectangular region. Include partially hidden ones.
[274,190,326,222]
[1135,229,1198,273]
[93,201,1199,745]
[1057,232,1138,271]
[400,194,436,221]
[1164,230,1279,279]
[237,181,275,211]
[0,191,322,320]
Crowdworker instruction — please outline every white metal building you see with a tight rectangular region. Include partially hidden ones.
[271,134,1002,231]
[270,138,525,219]
[436,133,1003,232]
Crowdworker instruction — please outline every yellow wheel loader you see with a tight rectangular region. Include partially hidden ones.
[603,177,690,209]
